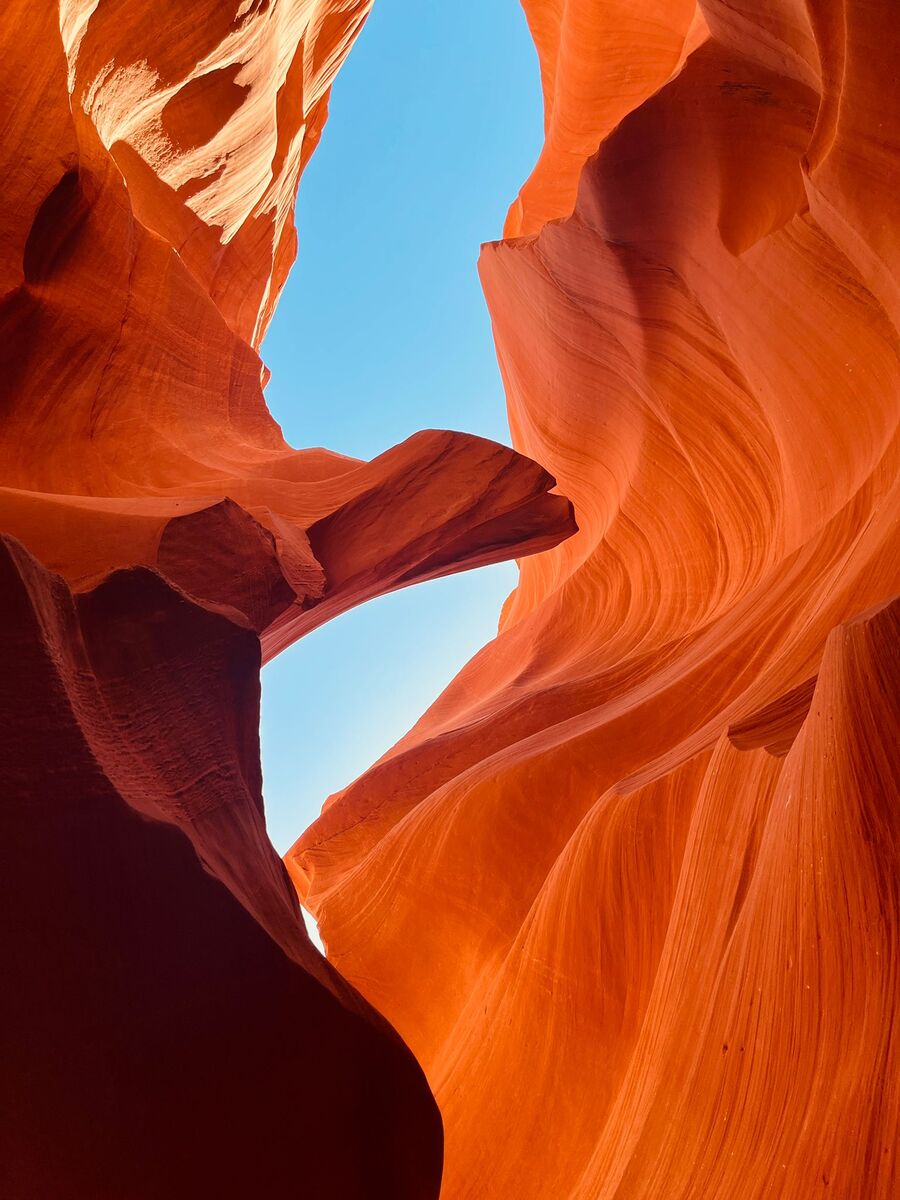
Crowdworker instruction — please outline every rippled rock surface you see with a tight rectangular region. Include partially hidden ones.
[0,2,575,1195]
[290,3,900,1197]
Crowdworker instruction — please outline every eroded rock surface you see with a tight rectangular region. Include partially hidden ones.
[0,2,575,1195]
[290,3,900,1197]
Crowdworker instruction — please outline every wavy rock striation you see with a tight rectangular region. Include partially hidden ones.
[0,1,575,1195]
[290,2,900,1197]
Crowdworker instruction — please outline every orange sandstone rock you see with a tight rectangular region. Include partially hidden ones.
[0,0,573,627]
[290,2,900,1197]
[0,1,574,1195]
[0,535,441,1198]
[504,0,702,237]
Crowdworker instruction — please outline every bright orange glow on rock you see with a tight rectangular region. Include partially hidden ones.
[3,0,898,1195]
[289,2,900,1197]
[0,1,572,1194]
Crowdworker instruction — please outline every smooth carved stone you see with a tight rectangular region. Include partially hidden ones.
[4,0,899,1195]
[0,0,574,1195]
[728,676,818,756]
[0,536,443,1199]
[157,498,307,632]
[289,3,900,1197]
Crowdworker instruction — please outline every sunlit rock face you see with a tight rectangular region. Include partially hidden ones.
[0,2,576,1194]
[290,2,900,1197]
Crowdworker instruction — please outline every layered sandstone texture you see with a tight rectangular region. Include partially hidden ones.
[0,1,576,1195]
[290,2,900,1198]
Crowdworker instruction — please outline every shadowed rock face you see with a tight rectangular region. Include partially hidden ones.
[0,1,576,1196]
[289,3,900,1197]
[0,536,442,1198]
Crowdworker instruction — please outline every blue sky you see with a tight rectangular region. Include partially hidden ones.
[260,0,543,855]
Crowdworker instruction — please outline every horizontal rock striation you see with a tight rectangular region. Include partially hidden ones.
[290,2,900,1197]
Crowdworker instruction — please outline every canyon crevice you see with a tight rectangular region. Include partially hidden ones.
[3,2,898,1198]
[290,2,900,1197]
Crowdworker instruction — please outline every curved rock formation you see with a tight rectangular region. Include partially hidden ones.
[6,0,899,1194]
[0,0,574,645]
[0,2,575,1195]
[290,2,900,1197]
[1,535,441,1197]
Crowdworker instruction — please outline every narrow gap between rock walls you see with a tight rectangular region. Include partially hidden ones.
[257,0,545,953]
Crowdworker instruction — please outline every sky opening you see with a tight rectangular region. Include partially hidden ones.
[259,0,544,864]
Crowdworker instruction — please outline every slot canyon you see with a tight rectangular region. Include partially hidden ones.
[1,2,898,1198]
